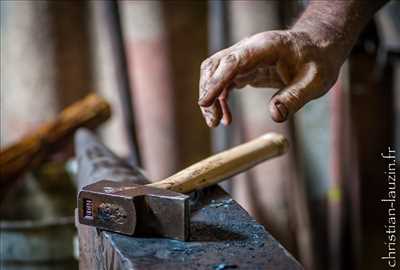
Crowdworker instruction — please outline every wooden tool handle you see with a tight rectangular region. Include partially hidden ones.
[0,94,111,189]
[148,133,288,193]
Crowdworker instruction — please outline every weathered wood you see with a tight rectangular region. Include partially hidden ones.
[0,94,111,196]
[76,130,302,269]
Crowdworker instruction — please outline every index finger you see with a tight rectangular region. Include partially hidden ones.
[198,32,281,107]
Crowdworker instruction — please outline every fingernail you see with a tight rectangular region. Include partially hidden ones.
[275,102,288,121]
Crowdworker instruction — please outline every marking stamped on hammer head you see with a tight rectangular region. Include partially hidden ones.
[75,129,190,241]
[76,128,288,241]
[78,180,189,240]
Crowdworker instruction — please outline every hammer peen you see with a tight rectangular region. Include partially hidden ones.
[77,130,288,240]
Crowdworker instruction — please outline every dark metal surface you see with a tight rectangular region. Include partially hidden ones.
[75,129,189,240]
[75,129,302,269]
[75,128,147,190]
[78,180,189,240]
[90,186,302,270]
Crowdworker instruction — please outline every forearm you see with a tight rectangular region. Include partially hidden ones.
[293,0,388,62]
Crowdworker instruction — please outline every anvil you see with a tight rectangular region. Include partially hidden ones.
[76,129,288,240]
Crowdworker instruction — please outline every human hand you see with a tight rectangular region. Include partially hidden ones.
[198,30,344,127]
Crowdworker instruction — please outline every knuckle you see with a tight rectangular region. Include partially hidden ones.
[199,88,208,99]
[234,36,250,49]
[201,59,213,70]
[284,88,304,107]
[262,31,286,45]
[222,53,238,65]
[237,47,251,66]
[218,95,226,101]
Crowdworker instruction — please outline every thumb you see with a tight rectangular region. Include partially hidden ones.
[269,62,320,122]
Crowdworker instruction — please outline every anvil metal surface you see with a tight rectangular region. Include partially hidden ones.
[75,129,189,240]
[79,186,302,270]
[75,129,302,269]
[78,180,189,240]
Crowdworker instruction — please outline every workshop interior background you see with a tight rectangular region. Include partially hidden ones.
[0,1,399,270]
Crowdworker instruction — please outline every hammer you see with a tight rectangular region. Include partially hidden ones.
[77,129,288,240]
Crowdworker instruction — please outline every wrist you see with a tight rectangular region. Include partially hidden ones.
[291,0,376,66]
[291,21,349,67]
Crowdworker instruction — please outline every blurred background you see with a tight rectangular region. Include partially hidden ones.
[0,1,399,270]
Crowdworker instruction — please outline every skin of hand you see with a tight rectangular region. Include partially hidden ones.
[198,0,389,127]
[198,30,342,126]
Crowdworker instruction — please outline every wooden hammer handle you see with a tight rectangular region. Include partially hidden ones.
[148,133,288,193]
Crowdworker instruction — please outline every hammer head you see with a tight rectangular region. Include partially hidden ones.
[78,180,190,241]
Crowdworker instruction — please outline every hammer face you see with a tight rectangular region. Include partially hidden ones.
[78,180,190,240]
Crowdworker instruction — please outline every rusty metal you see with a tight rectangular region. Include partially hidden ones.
[75,129,190,240]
